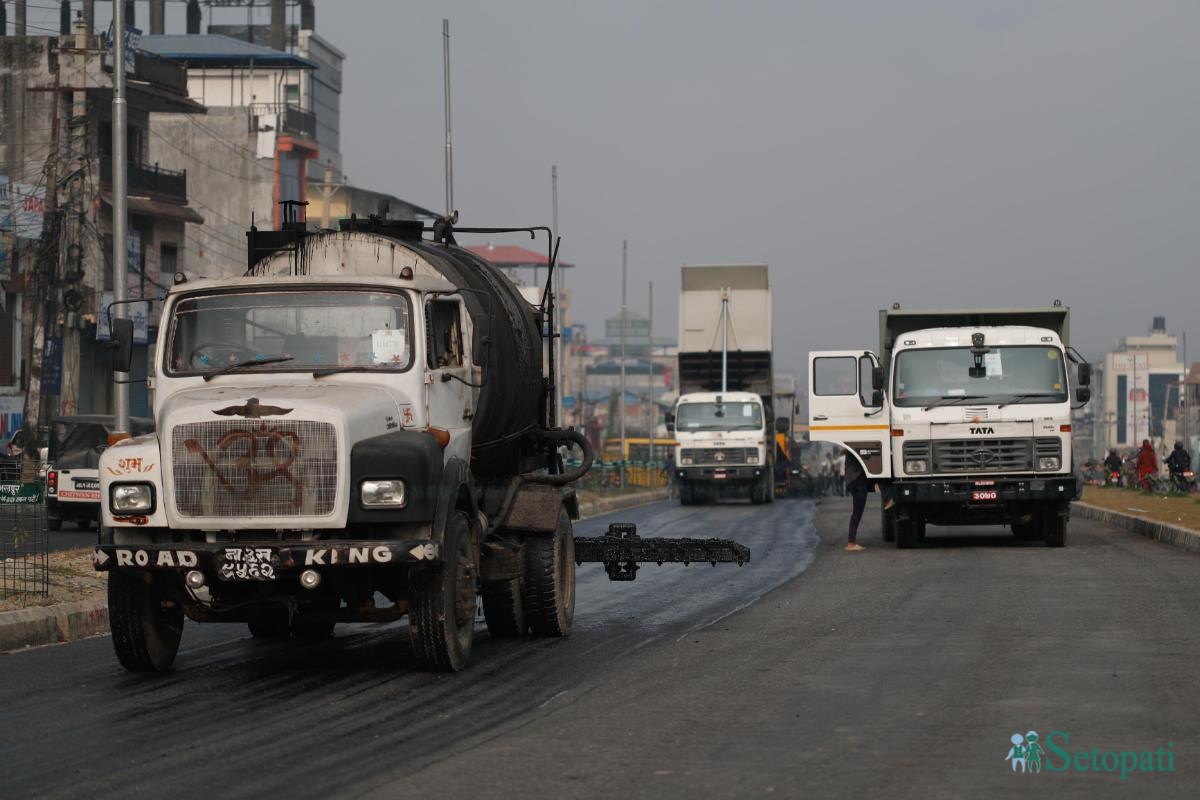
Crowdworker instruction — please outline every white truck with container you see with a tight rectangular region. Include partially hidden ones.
[808,304,1090,547]
[93,212,749,673]
[668,265,774,505]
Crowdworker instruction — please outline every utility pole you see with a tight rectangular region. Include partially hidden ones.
[442,19,454,219]
[646,280,653,466]
[552,164,563,428]
[23,40,62,451]
[619,239,627,487]
[320,159,333,229]
[112,0,130,435]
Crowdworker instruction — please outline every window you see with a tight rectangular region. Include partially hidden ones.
[892,346,1068,407]
[676,401,763,431]
[814,356,858,396]
[166,289,413,376]
[427,301,464,368]
[859,356,876,407]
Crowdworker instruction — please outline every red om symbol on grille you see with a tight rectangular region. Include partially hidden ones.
[184,427,303,509]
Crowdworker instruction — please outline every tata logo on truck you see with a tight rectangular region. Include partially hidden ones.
[970,426,995,435]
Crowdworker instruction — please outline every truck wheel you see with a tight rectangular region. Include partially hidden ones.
[409,510,477,671]
[1043,514,1067,548]
[881,508,896,542]
[895,517,918,549]
[523,508,575,637]
[108,571,184,672]
[47,515,63,532]
[248,607,291,639]
[482,578,526,637]
[292,608,336,641]
[77,517,93,531]
[679,485,694,506]
[914,516,927,542]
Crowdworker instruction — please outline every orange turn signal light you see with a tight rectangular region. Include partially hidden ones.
[1060,424,1072,432]
[107,431,132,446]
[427,427,451,449]
[891,428,905,437]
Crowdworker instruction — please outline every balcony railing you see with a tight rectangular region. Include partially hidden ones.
[249,103,318,142]
[100,155,187,201]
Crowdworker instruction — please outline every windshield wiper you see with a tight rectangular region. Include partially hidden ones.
[922,394,990,411]
[312,366,377,378]
[202,355,294,382]
[996,393,1063,409]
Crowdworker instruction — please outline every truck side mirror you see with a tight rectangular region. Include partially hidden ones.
[1076,387,1091,404]
[870,389,884,407]
[112,318,135,374]
[1077,363,1091,386]
[665,411,675,434]
[775,416,790,434]
[872,366,884,391]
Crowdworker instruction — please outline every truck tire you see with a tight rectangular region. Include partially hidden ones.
[881,507,896,543]
[895,517,918,549]
[482,578,526,638]
[523,507,575,637]
[679,484,694,506]
[47,515,62,532]
[248,607,292,639]
[1043,514,1067,548]
[409,510,477,671]
[914,516,927,542]
[108,571,184,672]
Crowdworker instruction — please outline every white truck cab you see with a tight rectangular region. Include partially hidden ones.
[810,306,1091,548]
[671,391,771,504]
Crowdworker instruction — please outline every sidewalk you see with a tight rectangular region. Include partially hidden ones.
[0,488,670,654]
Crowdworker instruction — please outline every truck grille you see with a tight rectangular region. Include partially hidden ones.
[680,447,754,465]
[171,421,338,518]
[931,438,1034,473]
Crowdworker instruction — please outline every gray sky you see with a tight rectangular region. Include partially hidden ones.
[75,1,1200,377]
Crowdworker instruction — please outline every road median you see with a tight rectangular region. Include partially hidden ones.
[1074,501,1200,554]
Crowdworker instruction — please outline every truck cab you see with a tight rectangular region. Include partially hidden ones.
[670,391,773,504]
[810,306,1090,548]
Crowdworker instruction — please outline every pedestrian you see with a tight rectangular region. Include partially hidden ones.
[1167,441,1191,492]
[1135,439,1158,492]
[664,452,678,498]
[833,451,846,496]
[844,454,871,552]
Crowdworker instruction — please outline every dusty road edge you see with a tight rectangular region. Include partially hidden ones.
[0,490,670,654]
[1075,501,1200,554]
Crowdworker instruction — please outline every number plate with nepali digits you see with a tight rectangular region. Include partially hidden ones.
[219,547,278,581]
[971,490,999,502]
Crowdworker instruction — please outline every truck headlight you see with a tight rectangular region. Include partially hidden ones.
[680,457,693,465]
[905,460,928,474]
[1038,457,1061,471]
[747,453,758,464]
[111,483,154,513]
[361,479,407,508]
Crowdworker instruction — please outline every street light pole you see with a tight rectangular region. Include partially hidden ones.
[442,18,454,219]
[552,164,563,428]
[646,280,653,467]
[112,0,130,435]
[619,239,627,487]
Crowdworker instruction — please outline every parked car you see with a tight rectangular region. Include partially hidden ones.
[46,415,154,531]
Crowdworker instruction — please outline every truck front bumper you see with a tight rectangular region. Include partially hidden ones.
[893,476,1077,504]
[94,540,440,578]
[676,466,765,484]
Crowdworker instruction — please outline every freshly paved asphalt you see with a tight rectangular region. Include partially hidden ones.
[1,497,1197,798]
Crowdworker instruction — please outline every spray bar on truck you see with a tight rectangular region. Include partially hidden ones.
[575,522,751,581]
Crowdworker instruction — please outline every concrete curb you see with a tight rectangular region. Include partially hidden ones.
[0,597,108,654]
[0,491,669,653]
[1075,501,1200,554]
[578,490,670,520]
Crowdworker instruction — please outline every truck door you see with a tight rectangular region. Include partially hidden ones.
[425,298,473,460]
[808,351,892,479]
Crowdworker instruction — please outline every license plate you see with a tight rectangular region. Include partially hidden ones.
[218,547,278,581]
[713,471,727,480]
[74,479,100,491]
[971,490,999,502]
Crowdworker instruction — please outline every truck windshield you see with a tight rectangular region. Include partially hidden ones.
[676,402,764,431]
[893,346,1068,407]
[166,289,413,377]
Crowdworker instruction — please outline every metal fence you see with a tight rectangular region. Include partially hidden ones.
[0,483,48,598]
[570,460,669,491]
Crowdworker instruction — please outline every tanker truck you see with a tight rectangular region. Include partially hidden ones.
[808,303,1091,548]
[668,265,774,505]
[94,213,748,673]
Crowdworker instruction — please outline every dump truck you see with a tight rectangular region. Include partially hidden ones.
[808,303,1091,547]
[94,213,749,673]
[668,265,774,505]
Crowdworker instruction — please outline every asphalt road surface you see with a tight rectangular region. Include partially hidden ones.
[2,497,1198,798]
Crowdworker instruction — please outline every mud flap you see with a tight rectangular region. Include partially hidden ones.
[574,523,751,582]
